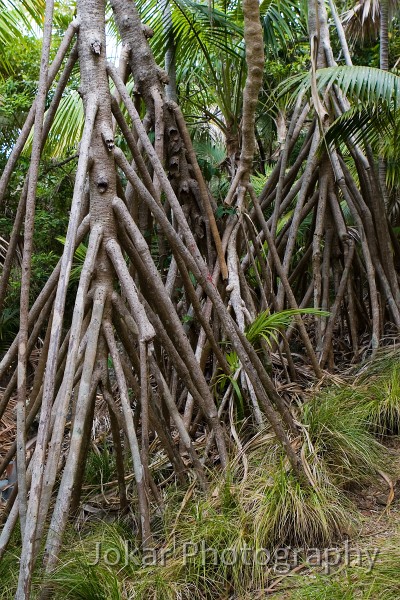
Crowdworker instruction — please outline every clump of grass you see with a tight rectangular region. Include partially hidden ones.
[169,482,252,597]
[50,563,122,600]
[52,355,400,600]
[360,365,400,436]
[0,547,19,599]
[49,522,135,599]
[290,576,355,599]
[361,544,400,599]
[50,441,358,600]
[0,528,23,599]
[351,348,400,436]
[124,563,192,600]
[239,447,353,550]
[302,386,388,486]
[355,346,400,380]
[84,444,117,488]
[51,503,249,600]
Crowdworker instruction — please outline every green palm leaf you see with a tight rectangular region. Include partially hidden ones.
[261,0,306,56]
[0,0,44,74]
[280,66,400,107]
[23,89,84,158]
[246,308,329,347]
[57,236,87,283]
[23,79,135,159]
[324,104,400,189]
[295,67,400,189]
[1,0,44,36]
[141,0,243,64]
[324,104,395,147]
[45,89,85,157]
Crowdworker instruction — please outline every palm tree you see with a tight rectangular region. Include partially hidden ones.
[128,0,305,171]
[314,65,400,216]
[341,0,399,68]
[341,0,398,202]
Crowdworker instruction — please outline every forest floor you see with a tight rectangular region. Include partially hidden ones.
[2,350,400,599]
[266,437,400,599]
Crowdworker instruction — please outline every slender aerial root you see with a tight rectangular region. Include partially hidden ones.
[101,382,128,512]
[41,287,106,576]
[103,318,152,547]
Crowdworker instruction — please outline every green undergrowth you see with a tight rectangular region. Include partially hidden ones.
[3,349,400,598]
[0,544,20,599]
[47,463,354,599]
[302,385,388,486]
[355,352,400,436]
[279,540,400,599]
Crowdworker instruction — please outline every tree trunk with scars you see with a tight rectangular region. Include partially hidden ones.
[0,0,399,596]
[379,0,389,204]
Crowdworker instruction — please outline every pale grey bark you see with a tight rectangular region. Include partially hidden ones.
[103,320,152,545]
[16,97,97,598]
[44,287,106,571]
[16,0,56,537]
[3,2,395,594]
[34,225,103,543]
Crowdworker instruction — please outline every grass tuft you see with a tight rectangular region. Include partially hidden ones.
[32,349,400,598]
[302,386,388,486]
[238,447,353,550]
[48,523,135,599]
[0,547,19,599]
[359,365,400,436]
[352,348,400,435]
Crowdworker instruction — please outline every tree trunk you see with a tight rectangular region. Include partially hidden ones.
[379,0,389,203]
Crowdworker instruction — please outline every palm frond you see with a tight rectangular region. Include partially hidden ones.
[324,103,395,148]
[280,66,400,108]
[12,0,45,27]
[46,90,85,157]
[318,69,400,190]
[261,0,305,56]
[341,0,383,43]
[0,0,43,76]
[0,7,21,45]
[246,308,329,347]
[23,90,84,158]
[0,0,44,38]
[141,0,243,66]
[57,236,87,283]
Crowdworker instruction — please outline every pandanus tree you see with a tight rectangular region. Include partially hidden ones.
[0,0,308,597]
[311,65,400,217]
[0,0,399,597]
[260,0,400,362]
[342,0,397,69]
